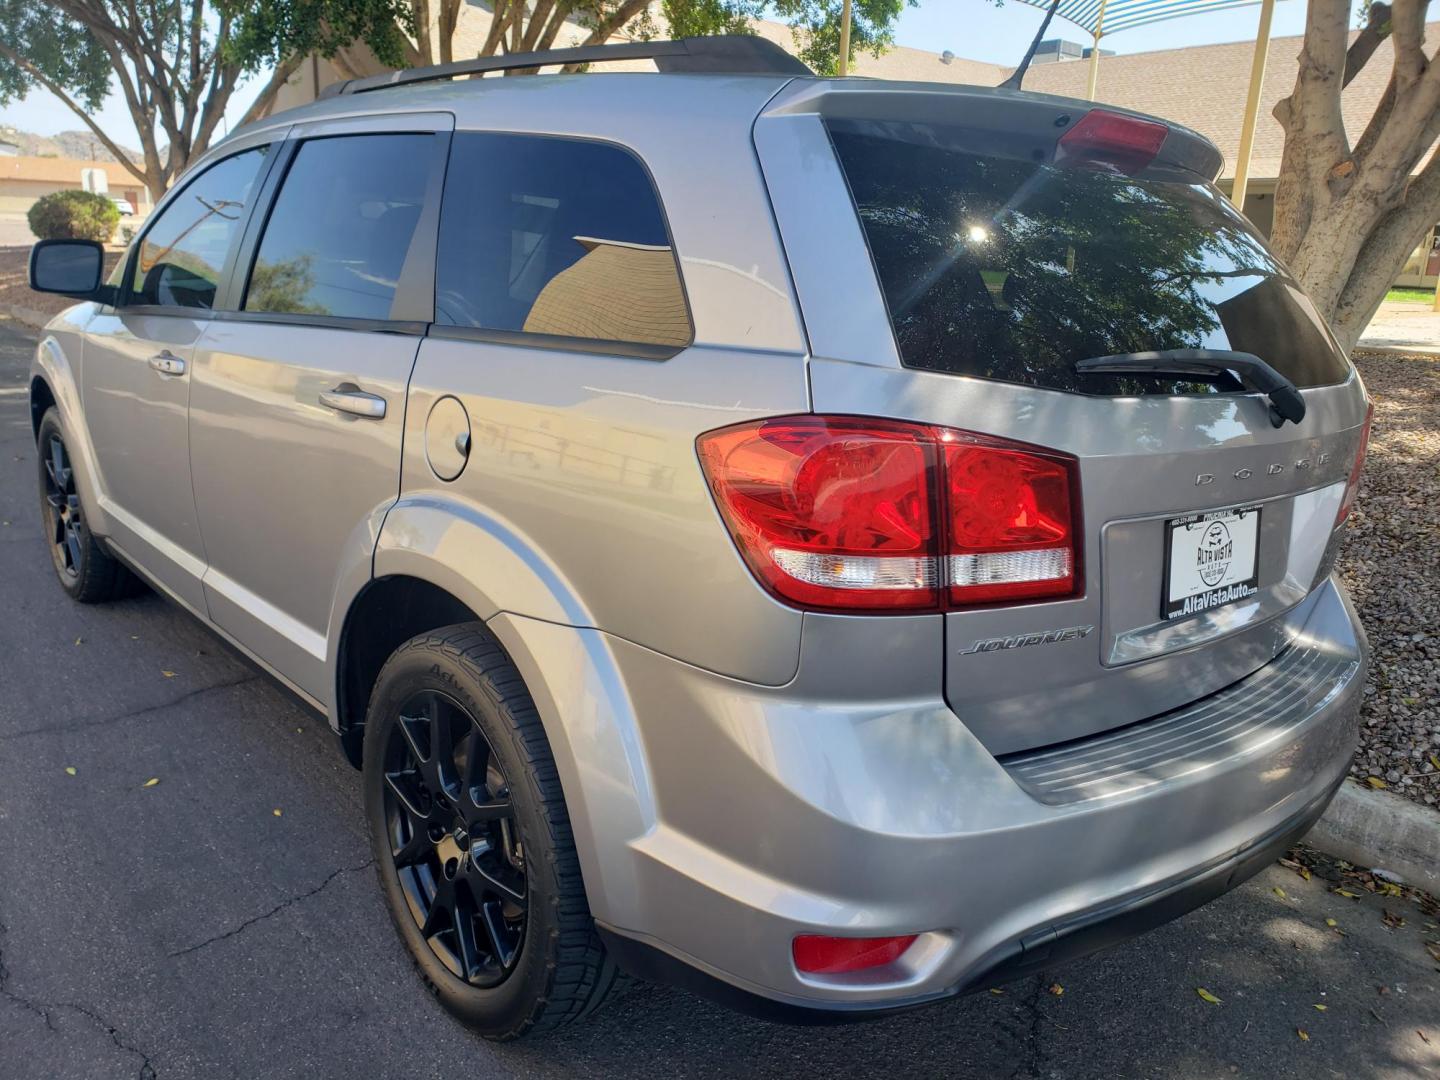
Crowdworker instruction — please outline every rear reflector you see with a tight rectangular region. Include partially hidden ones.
[793,934,918,975]
[697,416,1080,613]
[1057,109,1168,174]
[1336,400,1374,526]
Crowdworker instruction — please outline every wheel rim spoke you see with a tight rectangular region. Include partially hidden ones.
[382,688,526,989]
[478,899,518,970]
[467,852,526,906]
[451,894,483,982]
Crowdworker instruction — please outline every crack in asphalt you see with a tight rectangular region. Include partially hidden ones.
[1010,975,1051,1080]
[0,674,260,742]
[168,860,375,959]
[0,916,157,1079]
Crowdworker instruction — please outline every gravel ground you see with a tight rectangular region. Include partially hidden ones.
[1339,350,1440,806]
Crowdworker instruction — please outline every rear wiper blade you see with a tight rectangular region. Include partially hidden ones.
[1075,349,1306,428]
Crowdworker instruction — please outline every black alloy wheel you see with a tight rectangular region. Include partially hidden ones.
[382,689,527,987]
[41,431,84,580]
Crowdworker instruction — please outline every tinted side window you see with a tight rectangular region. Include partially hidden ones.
[244,134,435,320]
[436,134,690,350]
[128,147,268,309]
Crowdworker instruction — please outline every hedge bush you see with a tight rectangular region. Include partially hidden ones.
[27,190,120,243]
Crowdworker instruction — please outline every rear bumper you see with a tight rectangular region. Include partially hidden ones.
[598,772,1341,1022]
[499,575,1366,1015]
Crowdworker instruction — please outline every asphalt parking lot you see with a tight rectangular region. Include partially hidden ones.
[1,315,1437,1079]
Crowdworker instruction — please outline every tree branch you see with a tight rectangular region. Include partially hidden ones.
[1343,0,1392,88]
[235,54,303,128]
[0,40,150,188]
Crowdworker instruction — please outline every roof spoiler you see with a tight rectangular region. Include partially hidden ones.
[763,80,1226,182]
[320,35,812,99]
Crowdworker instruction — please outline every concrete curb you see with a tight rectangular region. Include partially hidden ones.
[1309,781,1440,896]
[0,303,52,329]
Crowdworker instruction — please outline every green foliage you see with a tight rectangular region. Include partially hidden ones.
[661,0,767,39]
[220,0,416,71]
[0,1,111,110]
[27,190,121,242]
[771,0,917,74]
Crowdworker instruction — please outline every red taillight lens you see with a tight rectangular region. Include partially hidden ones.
[793,934,918,975]
[1336,401,1374,526]
[942,437,1077,605]
[1057,109,1168,174]
[697,416,1080,613]
[696,417,940,611]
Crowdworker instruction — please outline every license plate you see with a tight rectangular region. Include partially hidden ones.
[1163,506,1261,621]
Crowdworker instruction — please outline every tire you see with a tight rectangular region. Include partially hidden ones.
[361,623,626,1040]
[35,407,139,604]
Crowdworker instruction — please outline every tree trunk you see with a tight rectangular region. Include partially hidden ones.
[1269,0,1440,354]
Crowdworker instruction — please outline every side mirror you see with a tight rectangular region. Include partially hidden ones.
[29,239,106,298]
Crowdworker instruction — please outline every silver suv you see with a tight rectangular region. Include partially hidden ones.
[27,36,1370,1040]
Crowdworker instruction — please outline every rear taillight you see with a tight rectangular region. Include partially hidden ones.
[1056,109,1168,174]
[697,416,1080,613]
[1336,401,1374,526]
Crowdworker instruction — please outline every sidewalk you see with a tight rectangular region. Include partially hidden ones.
[1358,300,1440,354]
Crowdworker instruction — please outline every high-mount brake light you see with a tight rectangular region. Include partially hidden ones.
[697,416,1080,613]
[1336,401,1374,527]
[1056,109,1168,174]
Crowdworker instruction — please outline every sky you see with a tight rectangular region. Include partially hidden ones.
[0,0,1376,151]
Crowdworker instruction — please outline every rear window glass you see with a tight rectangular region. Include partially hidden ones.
[828,119,1351,395]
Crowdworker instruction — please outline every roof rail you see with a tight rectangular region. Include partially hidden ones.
[319,35,812,98]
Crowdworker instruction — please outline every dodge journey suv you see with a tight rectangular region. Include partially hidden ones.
[27,35,1370,1040]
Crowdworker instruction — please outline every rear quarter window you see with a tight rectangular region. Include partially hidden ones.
[435,133,691,352]
[827,118,1351,395]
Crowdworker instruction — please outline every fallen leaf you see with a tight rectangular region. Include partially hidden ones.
[1367,777,1387,789]
[1430,754,1440,772]
[1335,888,1362,899]
[1197,988,1223,1004]
[1424,942,1440,963]
[1420,1030,1432,1045]
[64,766,76,777]
[1313,1003,1328,1012]
[1382,910,1406,930]
[1297,1028,1310,1041]
[989,988,1005,996]
[1048,983,1064,997]
[1380,882,1403,898]
[1273,886,1289,900]
[141,777,160,788]
[272,808,282,817]
[1378,985,1392,996]
[1325,918,1338,927]
[74,637,83,646]
[161,670,177,678]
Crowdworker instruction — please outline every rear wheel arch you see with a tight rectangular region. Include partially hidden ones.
[335,575,482,768]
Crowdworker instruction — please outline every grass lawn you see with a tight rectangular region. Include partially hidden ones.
[1385,286,1437,304]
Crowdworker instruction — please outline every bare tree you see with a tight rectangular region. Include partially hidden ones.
[1270,0,1440,352]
